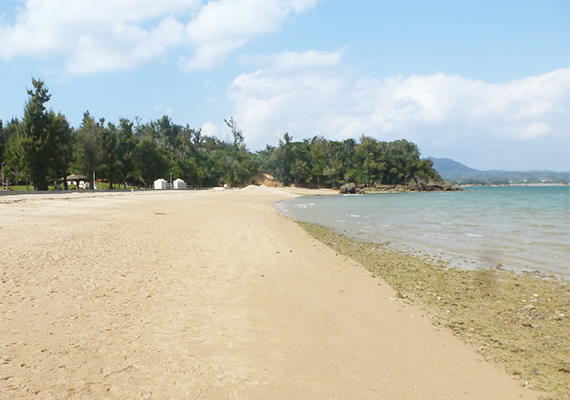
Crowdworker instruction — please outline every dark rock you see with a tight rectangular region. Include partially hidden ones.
[408,182,420,191]
[371,184,394,191]
[362,180,461,193]
[339,183,362,194]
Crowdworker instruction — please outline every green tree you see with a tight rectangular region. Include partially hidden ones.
[47,111,73,189]
[2,119,27,188]
[271,133,295,185]
[0,120,5,164]
[356,136,385,185]
[134,137,169,188]
[224,117,245,151]
[116,118,138,189]
[17,78,54,190]
[260,135,441,188]
[7,79,73,190]
[98,122,120,189]
[75,112,103,189]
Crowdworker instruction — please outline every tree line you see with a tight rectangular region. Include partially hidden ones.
[0,78,441,190]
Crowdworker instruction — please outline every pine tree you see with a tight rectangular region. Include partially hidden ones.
[18,78,53,190]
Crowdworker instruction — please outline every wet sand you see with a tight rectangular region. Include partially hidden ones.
[301,222,569,399]
[0,188,539,399]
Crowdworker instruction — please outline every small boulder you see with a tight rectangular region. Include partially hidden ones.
[339,182,360,194]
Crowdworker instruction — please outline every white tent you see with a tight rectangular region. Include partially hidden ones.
[154,178,169,190]
[173,179,187,190]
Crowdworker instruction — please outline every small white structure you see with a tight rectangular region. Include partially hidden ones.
[154,178,169,190]
[173,178,187,190]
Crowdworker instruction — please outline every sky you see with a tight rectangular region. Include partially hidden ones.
[0,0,568,172]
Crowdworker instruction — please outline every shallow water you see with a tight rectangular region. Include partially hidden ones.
[276,186,570,278]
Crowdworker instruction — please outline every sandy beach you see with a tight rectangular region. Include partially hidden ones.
[0,188,539,399]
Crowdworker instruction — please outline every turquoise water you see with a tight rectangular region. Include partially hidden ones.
[276,186,570,278]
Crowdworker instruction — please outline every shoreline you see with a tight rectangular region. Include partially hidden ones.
[461,183,569,187]
[276,188,569,281]
[299,222,570,399]
[0,189,546,399]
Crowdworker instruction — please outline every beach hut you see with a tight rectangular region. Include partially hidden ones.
[173,178,187,190]
[66,174,87,189]
[154,178,169,190]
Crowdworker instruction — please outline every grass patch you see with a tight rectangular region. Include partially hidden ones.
[2,184,144,192]
[3,185,30,191]
[300,222,570,400]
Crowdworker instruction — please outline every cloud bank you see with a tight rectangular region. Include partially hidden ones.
[2,1,567,170]
[181,0,318,71]
[0,0,318,75]
[223,51,569,169]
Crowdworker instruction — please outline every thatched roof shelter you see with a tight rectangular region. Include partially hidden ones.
[66,174,87,181]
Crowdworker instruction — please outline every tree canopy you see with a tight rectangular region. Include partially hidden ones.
[4,79,73,190]
[1,78,441,190]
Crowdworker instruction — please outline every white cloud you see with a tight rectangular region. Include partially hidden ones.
[180,0,318,71]
[240,48,344,71]
[201,120,223,138]
[226,55,569,169]
[0,0,318,75]
[0,0,196,74]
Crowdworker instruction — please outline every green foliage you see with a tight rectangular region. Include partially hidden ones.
[2,80,442,190]
[134,137,169,188]
[48,112,73,189]
[18,78,53,190]
[74,112,103,189]
[2,79,73,190]
[263,134,441,188]
[0,120,5,164]
[115,118,137,188]
[3,119,26,186]
[98,122,120,189]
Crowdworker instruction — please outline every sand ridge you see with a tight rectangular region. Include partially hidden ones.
[0,189,538,399]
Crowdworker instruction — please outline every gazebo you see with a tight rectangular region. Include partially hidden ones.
[66,174,87,189]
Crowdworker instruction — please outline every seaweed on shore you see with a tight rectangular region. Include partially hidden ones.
[300,222,570,400]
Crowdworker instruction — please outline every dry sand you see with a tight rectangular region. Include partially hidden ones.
[0,188,539,399]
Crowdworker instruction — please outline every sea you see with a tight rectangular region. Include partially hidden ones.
[276,186,570,279]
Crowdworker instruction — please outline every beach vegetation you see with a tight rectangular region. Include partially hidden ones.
[74,112,103,190]
[1,78,442,190]
[4,79,74,190]
[263,134,442,188]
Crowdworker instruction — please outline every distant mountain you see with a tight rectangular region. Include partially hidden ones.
[428,157,478,174]
[427,157,569,184]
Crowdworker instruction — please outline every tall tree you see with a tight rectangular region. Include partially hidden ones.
[271,133,295,185]
[0,120,4,164]
[47,111,73,189]
[75,112,103,189]
[224,117,245,151]
[99,122,120,189]
[116,118,137,189]
[134,137,169,188]
[2,119,27,188]
[17,78,53,190]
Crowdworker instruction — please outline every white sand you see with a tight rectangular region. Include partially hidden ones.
[0,189,538,399]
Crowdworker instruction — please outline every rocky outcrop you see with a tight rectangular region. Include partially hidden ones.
[339,182,363,194]
[340,181,461,194]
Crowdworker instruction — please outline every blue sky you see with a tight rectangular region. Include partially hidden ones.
[0,0,568,171]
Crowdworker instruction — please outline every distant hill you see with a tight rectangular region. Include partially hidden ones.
[428,157,478,174]
[427,157,569,184]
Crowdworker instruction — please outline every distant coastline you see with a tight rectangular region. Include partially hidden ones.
[461,182,569,188]
[429,157,570,186]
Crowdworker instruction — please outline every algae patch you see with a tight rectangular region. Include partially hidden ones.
[300,222,570,400]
